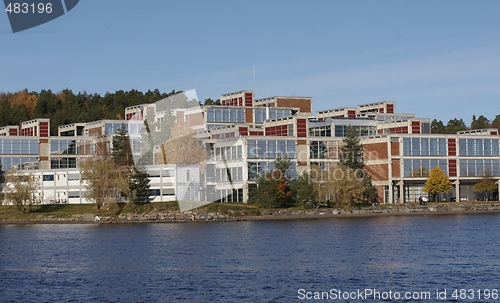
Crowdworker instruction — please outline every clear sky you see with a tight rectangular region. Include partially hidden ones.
[1,0,499,125]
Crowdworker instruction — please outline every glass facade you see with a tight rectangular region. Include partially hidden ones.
[50,157,77,169]
[334,125,376,137]
[104,123,124,135]
[403,159,447,177]
[215,145,243,161]
[51,139,78,155]
[403,138,447,156]
[310,141,340,159]
[0,157,38,171]
[0,139,38,155]
[254,109,292,123]
[309,125,331,137]
[248,161,297,180]
[247,140,296,159]
[206,108,245,123]
[215,167,243,182]
[460,159,500,177]
[458,138,499,157]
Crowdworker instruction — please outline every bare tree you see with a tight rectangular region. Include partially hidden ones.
[161,120,207,166]
[80,157,129,210]
[3,168,40,213]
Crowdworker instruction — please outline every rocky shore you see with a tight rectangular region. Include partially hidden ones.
[2,202,499,224]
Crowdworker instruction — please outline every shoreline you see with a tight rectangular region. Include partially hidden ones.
[1,203,500,224]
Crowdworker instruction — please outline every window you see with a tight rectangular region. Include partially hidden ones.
[68,191,80,198]
[403,159,447,177]
[43,174,54,181]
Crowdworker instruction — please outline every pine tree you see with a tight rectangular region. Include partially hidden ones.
[112,123,134,167]
[290,171,314,207]
[339,125,364,171]
[129,166,151,204]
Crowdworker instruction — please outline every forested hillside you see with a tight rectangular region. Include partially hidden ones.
[431,115,500,134]
[0,89,181,135]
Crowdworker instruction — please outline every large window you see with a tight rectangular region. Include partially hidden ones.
[310,141,340,159]
[333,125,376,137]
[206,108,245,123]
[403,138,447,156]
[214,145,243,161]
[248,161,297,180]
[403,159,447,177]
[247,140,296,159]
[50,157,77,169]
[0,156,38,171]
[51,139,77,155]
[309,125,331,137]
[215,167,243,182]
[458,138,499,156]
[460,159,500,177]
[254,109,292,123]
[0,139,38,155]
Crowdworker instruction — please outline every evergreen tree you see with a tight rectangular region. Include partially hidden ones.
[290,171,314,207]
[431,119,446,134]
[491,114,500,131]
[129,166,151,204]
[470,115,490,130]
[446,118,467,134]
[248,156,293,208]
[112,123,134,167]
[339,125,364,171]
[362,174,378,203]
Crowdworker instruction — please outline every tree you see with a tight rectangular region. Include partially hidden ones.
[330,165,365,209]
[162,120,207,165]
[473,170,498,201]
[3,168,39,212]
[290,171,314,207]
[248,157,293,208]
[273,157,293,207]
[112,123,134,167]
[129,166,151,204]
[423,167,452,202]
[80,157,129,209]
[339,125,364,171]
[446,118,466,134]
[362,174,377,203]
[470,115,490,130]
[431,119,446,134]
[491,114,500,132]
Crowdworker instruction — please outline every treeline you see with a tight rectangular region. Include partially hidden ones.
[431,115,500,134]
[0,89,181,135]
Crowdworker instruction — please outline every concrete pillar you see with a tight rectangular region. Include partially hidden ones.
[387,184,393,204]
[454,180,460,202]
[398,180,404,203]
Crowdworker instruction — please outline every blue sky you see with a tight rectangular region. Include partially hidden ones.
[1,0,499,125]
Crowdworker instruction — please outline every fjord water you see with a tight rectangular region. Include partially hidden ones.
[1,214,499,302]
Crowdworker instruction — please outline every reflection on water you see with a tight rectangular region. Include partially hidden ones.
[1,214,500,302]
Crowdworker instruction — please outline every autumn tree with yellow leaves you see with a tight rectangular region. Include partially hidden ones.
[423,167,452,202]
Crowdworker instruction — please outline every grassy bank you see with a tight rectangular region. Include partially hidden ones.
[1,201,499,223]
[0,202,263,222]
